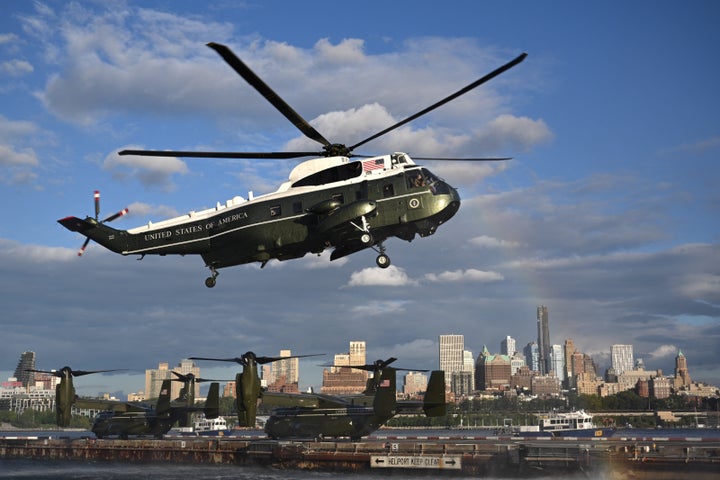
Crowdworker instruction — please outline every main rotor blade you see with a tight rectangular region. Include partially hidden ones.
[410,156,512,161]
[349,52,528,152]
[207,42,332,149]
[118,149,321,160]
[255,353,325,365]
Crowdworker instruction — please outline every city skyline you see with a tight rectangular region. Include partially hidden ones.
[1,1,718,397]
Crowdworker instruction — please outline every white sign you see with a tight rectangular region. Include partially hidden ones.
[370,455,462,470]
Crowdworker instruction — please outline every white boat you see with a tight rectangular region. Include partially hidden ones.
[194,415,230,436]
[519,410,615,438]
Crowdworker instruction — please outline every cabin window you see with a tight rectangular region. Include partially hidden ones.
[270,205,281,217]
[406,170,426,189]
[383,183,394,198]
[292,201,303,214]
[291,161,363,187]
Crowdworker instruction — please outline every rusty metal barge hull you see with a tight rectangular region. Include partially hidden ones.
[1,434,718,477]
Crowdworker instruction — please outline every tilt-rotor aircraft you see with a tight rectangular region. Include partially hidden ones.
[58,42,526,287]
[191,353,446,440]
[26,366,220,439]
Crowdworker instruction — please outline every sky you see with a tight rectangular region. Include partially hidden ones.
[1,0,718,398]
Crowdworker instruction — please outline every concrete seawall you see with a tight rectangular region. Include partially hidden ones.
[1,433,719,477]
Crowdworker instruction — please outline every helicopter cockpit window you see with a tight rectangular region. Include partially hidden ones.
[406,170,426,189]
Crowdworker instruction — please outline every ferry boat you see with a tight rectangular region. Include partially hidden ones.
[194,416,231,436]
[516,410,615,438]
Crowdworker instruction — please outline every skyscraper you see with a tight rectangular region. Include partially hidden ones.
[611,344,634,375]
[523,342,539,372]
[13,351,36,387]
[550,344,564,380]
[439,334,464,375]
[537,305,551,375]
[501,335,516,356]
[674,349,691,387]
[563,339,575,386]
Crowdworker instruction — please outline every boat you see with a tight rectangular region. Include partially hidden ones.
[515,410,615,438]
[193,415,231,436]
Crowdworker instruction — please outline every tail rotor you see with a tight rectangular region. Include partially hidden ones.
[77,190,128,256]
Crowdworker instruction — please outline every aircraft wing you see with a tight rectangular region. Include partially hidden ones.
[73,397,149,413]
[261,391,350,409]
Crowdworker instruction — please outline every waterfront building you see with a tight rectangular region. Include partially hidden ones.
[510,352,526,375]
[617,367,659,393]
[649,376,672,399]
[510,365,534,392]
[537,306,551,375]
[611,344,634,375]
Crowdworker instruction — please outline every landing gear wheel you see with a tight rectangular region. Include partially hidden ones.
[360,232,373,245]
[205,265,219,288]
[376,253,391,268]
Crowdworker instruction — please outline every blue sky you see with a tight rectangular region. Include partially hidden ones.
[1,0,718,397]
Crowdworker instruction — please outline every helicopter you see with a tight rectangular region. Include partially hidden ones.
[58,42,527,287]
[26,366,220,439]
[263,367,446,441]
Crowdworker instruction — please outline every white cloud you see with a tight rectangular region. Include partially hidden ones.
[0,59,33,76]
[0,144,38,166]
[648,345,677,359]
[103,150,188,189]
[351,300,409,317]
[346,265,419,286]
[423,268,504,283]
[469,235,521,249]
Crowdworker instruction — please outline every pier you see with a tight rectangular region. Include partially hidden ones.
[1,432,719,477]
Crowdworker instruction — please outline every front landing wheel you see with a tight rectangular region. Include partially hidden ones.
[205,277,216,288]
[376,254,391,269]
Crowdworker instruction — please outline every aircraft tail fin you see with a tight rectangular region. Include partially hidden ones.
[156,380,173,416]
[204,382,220,419]
[55,378,75,428]
[372,367,397,419]
[423,370,447,417]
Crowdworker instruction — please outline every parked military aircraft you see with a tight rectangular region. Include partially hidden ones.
[26,366,219,439]
[188,351,324,427]
[90,379,219,439]
[262,367,446,440]
[58,42,526,287]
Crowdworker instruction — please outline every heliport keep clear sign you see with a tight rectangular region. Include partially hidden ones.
[370,455,462,469]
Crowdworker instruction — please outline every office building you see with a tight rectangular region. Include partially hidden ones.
[550,344,564,380]
[145,360,200,400]
[611,344,634,376]
[537,306,551,375]
[439,335,465,395]
[563,339,575,386]
[523,342,539,372]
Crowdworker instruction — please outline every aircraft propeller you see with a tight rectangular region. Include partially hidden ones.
[189,351,324,366]
[169,371,226,383]
[324,357,428,373]
[76,190,129,256]
[119,42,527,161]
[25,366,125,378]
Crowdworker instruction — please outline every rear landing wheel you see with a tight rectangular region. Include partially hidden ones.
[205,277,216,288]
[376,253,391,268]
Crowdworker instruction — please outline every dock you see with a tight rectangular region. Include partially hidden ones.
[1,432,719,477]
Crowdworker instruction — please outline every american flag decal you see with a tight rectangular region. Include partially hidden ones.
[362,159,385,172]
[160,389,168,395]
[379,379,390,387]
